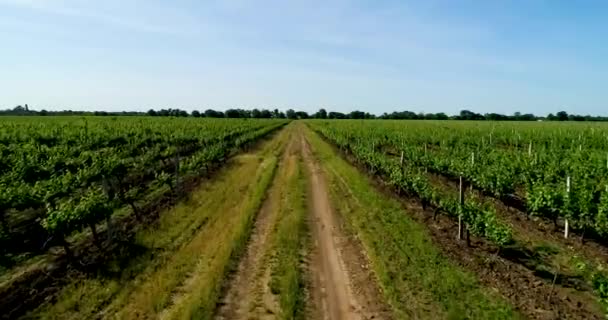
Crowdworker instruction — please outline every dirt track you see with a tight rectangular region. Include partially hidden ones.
[213,126,390,319]
[301,133,390,320]
[214,133,298,320]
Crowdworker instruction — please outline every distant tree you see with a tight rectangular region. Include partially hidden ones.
[314,108,328,119]
[204,109,224,118]
[286,109,297,119]
[225,109,241,118]
[272,109,280,118]
[513,112,522,120]
[191,110,201,117]
[349,110,365,119]
[435,112,449,120]
[295,111,309,119]
[251,109,262,118]
[458,109,484,120]
[557,111,569,121]
[278,112,286,119]
[520,113,536,121]
[547,113,557,121]
[328,112,346,119]
[241,109,252,118]
[485,113,507,121]
[260,109,272,118]
[570,114,585,121]
[40,109,48,116]
[147,109,158,116]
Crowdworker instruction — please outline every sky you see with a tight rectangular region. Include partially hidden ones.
[1,0,608,116]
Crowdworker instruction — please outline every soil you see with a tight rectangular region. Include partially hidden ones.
[320,133,604,320]
[301,134,392,320]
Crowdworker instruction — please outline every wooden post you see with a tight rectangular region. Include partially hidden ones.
[565,176,570,239]
[528,142,532,156]
[400,151,404,167]
[458,176,465,240]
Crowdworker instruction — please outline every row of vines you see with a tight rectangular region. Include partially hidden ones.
[307,120,608,246]
[306,120,513,246]
[0,116,287,260]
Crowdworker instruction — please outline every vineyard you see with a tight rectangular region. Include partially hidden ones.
[307,120,608,243]
[0,116,286,267]
[2,117,608,319]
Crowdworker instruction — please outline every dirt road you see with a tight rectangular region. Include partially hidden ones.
[301,132,390,320]
[213,126,391,320]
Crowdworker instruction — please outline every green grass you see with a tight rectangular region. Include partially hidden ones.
[303,125,519,320]
[269,155,308,320]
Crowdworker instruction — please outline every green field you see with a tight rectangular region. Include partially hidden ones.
[1,117,607,319]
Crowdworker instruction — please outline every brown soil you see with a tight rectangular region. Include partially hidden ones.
[317,132,603,320]
[301,133,392,320]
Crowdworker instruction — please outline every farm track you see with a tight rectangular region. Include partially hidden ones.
[213,124,390,320]
[309,126,604,319]
[301,131,391,320]
[214,128,299,320]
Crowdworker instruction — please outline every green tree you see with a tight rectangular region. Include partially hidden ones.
[315,108,328,119]
[286,109,297,119]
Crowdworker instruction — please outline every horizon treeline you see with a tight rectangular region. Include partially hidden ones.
[2,105,608,121]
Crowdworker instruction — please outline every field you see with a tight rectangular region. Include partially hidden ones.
[2,117,608,319]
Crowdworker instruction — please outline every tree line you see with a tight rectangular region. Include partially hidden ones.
[2,105,608,121]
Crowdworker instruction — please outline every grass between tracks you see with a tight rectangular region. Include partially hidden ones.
[28,128,288,320]
[269,153,308,320]
[303,126,519,320]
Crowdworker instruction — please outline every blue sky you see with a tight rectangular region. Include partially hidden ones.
[1,0,607,115]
